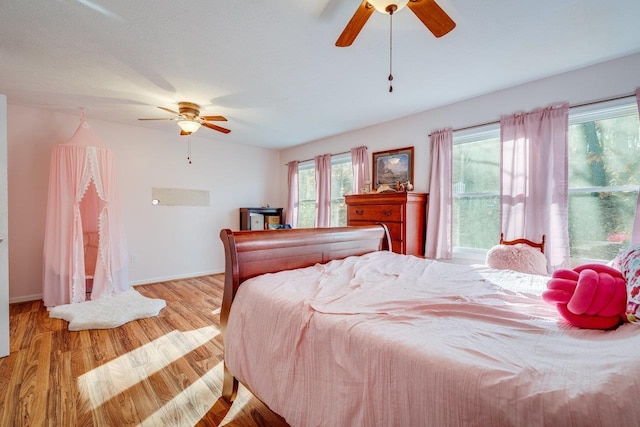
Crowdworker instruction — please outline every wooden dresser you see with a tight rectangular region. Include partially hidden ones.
[345,192,428,256]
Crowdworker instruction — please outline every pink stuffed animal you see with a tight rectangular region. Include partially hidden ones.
[543,264,627,330]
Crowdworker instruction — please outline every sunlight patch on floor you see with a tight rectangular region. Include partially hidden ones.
[78,325,220,410]
[139,361,223,426]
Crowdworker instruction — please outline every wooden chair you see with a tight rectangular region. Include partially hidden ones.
[500,233,545,254]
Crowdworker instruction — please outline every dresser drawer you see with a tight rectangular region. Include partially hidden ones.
[347,204,403,222]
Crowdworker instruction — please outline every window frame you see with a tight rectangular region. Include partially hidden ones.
[329,152,353,227]
[452,124,501,262]
[297,159,316,228]
[296,152,354,228]
[450,98,640,263]
[567,99,639,264]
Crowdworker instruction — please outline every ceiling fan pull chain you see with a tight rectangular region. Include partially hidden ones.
[187,135,192,164]
[388,8,394,93]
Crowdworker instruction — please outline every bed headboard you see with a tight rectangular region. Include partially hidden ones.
[219,225,390,325]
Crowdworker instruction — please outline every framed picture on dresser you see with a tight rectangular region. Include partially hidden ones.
[372,146,414,190]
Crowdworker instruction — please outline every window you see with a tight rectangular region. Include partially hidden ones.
[452,100,640,261]
[297,153,353,228]
[568,101,640,261]
[452,127,501,253]
[330,153,353,226]
[298,160,316,228]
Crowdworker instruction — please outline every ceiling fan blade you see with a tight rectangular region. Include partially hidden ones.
[202,122,231,134]
[407,0,456,38]
[158,106,179,115]
[335,0,374,47]
[200,115,228,122]
[138,118,177,121]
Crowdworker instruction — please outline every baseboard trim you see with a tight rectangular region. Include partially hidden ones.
[9,270,225,304]
[10,294,42,304]
[128,269,224,286]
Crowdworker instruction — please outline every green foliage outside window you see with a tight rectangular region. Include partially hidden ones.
[452,104,640,261]
[297,155,353,228]
[453,136,500,249]
[298,165,316,228]
[568,112,640,260]
[330,159,353,226]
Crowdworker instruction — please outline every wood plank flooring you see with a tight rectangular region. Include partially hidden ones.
[0,275,290,427]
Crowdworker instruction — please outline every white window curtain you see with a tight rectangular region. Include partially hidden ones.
[286,161,299,228]
[632,88,640,246]
[500,103,570,271]
[315,154,332,227]
[350,146,369,195]
[425,129,453,259]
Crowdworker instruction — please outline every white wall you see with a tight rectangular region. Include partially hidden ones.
[279,52,640,197]
[7,107,280,302]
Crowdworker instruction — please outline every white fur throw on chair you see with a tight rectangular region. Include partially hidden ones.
[486,243,548,275]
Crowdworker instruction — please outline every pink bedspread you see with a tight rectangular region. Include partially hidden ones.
[225,251,640,427]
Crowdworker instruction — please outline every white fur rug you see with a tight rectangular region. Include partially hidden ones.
[49,289,166,331]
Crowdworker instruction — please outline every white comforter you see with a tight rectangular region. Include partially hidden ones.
[225,251,640,427]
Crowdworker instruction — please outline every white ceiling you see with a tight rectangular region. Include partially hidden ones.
[1,1,639,149]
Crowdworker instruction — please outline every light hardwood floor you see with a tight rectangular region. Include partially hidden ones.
[1,275,289,427]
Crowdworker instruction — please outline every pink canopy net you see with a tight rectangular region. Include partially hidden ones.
[43,115,129,307]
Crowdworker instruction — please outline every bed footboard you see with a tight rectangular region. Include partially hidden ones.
[218,225,390,403]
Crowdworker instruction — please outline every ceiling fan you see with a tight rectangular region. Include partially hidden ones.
[138,102,231,135]
[335,0,456,47]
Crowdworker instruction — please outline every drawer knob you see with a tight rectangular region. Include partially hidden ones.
[382,209,393,216]
[355,209,364,216]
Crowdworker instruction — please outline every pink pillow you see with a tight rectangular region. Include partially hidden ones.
[485,243,548,275]
[543,263,626,329]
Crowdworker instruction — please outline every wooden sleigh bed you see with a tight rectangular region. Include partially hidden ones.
[219,225,640,427]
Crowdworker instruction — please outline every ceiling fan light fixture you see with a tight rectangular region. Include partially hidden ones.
[178,120,201,134]
[367,0,409,14]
